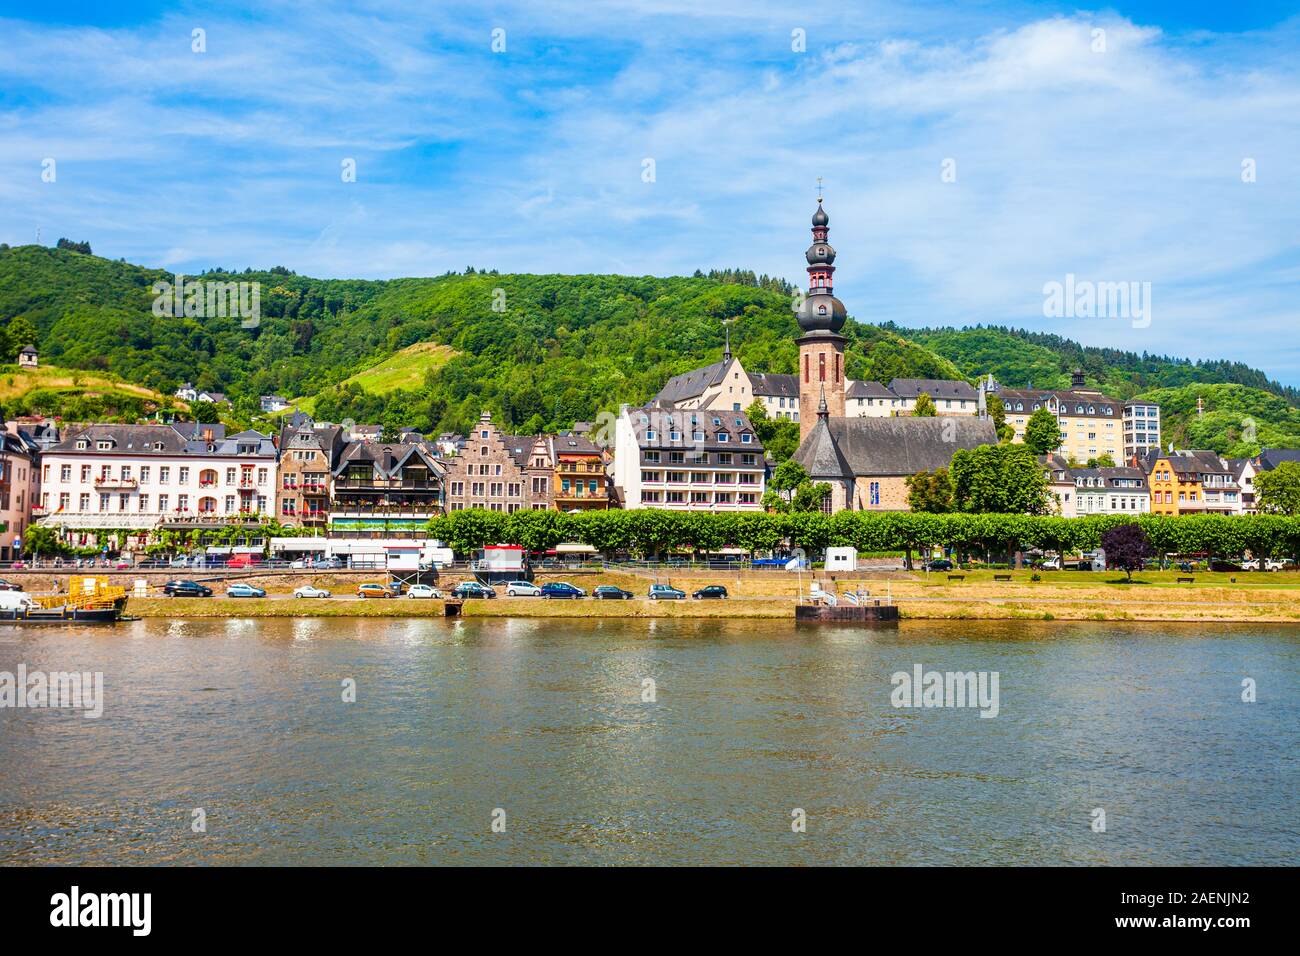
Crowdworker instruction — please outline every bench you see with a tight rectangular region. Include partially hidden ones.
[993,574,1012,582]
[1176,576,1195,584]
[946,574,965,582]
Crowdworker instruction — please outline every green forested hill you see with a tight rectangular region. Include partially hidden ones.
[0,243,1295,455]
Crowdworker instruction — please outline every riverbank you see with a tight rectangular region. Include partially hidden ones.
[125,579,1300,623]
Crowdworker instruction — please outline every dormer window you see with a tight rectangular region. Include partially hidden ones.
[669,431,681,441]
[692,430,704,442]
[741,433,753,443]
[712,418,720,426]
[97,441,112,451]
[76,440,88,450]
[717,432,730,443]
[645,430,657,441]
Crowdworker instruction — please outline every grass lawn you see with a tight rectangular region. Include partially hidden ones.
[913,568,1300,588]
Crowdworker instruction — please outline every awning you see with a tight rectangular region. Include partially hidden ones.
[555,542,597,554]
[36,515,158,531]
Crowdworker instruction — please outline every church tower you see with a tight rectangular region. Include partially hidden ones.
[796,195,848,442]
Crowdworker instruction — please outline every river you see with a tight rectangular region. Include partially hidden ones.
[0,617,1295,865]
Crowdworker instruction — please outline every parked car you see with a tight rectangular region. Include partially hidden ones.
[163,580,213,598]
[505,580,542,597]
[540,582,585,599]
[357,583,394,599]
[1210,560,1243,573]
[169,556,191,568]
[923,559,954,572]
[226,583,267,598]
[451,582,496,599]
[407,584,443,599]
[293,584,332,599]
[1245,558,1288,571]
[593,585,634,600]
[311,557,342,570]
[692,585,728,600]
[0,579,20,591]
[226,554,263,569]
[648,584,686,600]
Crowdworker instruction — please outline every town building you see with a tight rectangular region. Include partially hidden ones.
[0,426,40,560]
[442,411,554,512]
[34,423,277,551]
[553,435,610,510]
[277,418,347,527]
[651,332,976,425]
[260,395,290,413]
[1224,458,1257,515]
[998,372,1125,464]
[612,404,765,510]
[1122,400,1162,462]
[1069,466,1151,515]
[887,378,979,416]
[1144,449,1240,515]
[1041,453,1077,518]
[17,345,38,369]
[330,440,445,532]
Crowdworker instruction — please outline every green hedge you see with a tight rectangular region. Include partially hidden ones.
[424,509,1300,559]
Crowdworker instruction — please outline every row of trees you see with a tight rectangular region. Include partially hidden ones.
[421,508,1300,563]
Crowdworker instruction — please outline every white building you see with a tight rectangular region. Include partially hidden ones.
[613,404,765,510]
[1123,400,1162,462]
[1070,466,1151,516]
[35,423,277,551]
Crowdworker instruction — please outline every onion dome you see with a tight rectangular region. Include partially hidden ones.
[806,241,836,265]
[797,291,847,333]
[811,200,829,227]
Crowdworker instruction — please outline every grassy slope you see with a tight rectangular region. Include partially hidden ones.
[0,363,181,419]
[292,342,456,414]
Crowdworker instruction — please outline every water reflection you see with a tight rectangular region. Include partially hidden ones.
[0,617,1294,866]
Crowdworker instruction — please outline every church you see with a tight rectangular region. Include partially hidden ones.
[788,196,995,511]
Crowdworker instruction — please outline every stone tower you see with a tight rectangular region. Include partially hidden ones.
[796,196,848,442]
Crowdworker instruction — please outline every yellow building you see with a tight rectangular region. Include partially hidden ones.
[999,371,1124,464]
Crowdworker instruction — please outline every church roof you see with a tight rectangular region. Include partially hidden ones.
[796,416,996,478]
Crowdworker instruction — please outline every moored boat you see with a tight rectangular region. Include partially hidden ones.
[0,577,127,624]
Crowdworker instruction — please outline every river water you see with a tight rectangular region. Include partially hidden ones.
[0,617,1295,865]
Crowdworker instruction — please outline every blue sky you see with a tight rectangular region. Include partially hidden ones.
[1,1,1298,383]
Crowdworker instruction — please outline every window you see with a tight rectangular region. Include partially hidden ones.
[870,482,880,506]
[160,467,170,484]
[139,495,149,511]
[60,464,71,482]
[740,433,752,444]
[179,467,189,484]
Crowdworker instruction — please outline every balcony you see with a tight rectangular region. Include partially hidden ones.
[93,477,138,490]
[334,477,439,491]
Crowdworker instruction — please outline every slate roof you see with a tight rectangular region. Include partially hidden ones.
[332,441,443,478]
[795,416,996,478]
[846,380,895,399]
[749,372,799,398]
[1069,466,1148,489]
[888,378,978,401]
[653,359,731,404]
[1257,448,1300,471]
[626,406,763,453]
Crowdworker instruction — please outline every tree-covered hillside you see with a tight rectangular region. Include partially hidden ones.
[0,243,1295,453]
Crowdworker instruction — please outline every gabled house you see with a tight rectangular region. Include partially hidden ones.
[330,441,445,531]
[277,417,347,526]
[442,411,553,512]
